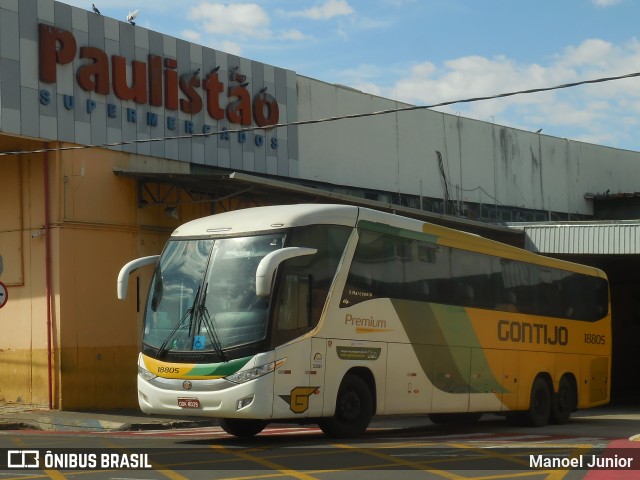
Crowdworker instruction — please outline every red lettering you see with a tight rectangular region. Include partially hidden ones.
[77,47,110,95]
[37,26,281,130]
[164,58,178,111]
[148,55,163,107]
[39,23,77,83]
[112,56,147,103]
[179,74,202,114]
[226,85,251,125]
[203,72,224,120]
[253,92,280,127]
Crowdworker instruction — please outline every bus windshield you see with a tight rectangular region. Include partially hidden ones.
[143,233,286,354]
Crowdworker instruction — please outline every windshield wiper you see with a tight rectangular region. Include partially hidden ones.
[193,284,227,362]
[153,279,226,362]
[156,285,201,358]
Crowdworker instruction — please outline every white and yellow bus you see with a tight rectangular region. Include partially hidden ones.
[117,204,611,438]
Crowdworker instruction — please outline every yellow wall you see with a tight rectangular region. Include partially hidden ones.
[0,135,213,409]
[54,146,200,409]
[0,138,50,406]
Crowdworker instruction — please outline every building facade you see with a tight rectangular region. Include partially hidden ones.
[1,0,639,409]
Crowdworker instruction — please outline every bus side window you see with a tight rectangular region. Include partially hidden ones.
[450,248,492,309]
[271,224,351,347]
[277,273,311,331]
[497,290,518,312]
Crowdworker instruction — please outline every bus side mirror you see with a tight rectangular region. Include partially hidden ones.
[255,247,317,297]
[117,255,160,300]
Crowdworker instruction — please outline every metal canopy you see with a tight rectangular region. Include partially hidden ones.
[518,222,640,255]
[113,168,524,246]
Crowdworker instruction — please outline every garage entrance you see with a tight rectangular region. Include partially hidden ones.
[522,223,640,403]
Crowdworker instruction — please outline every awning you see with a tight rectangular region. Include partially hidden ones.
[113,168,523,246]
[514,222,640,254]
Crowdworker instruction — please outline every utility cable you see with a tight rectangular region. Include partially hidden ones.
[1,71,639,157]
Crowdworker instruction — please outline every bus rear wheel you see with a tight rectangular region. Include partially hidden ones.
[319,374,373,438]
[550,377,575,425]
[219,418,268,438]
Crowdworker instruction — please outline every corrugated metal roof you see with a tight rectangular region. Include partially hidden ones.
[518,223,640,254]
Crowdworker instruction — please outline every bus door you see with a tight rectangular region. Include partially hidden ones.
[272,339,325,419]
[271,273,325,419]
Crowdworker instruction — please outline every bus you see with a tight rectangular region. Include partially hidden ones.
[117,204,611,438]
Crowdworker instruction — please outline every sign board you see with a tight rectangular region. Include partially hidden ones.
[0,281,7,309]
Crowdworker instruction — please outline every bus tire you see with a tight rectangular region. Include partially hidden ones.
[318,374,373,438]
[523,376,552,427]
[219,418,268,438]
[428,412,483,425]
[550,377,575,425]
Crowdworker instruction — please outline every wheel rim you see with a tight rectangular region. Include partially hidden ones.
[337,390,361,421]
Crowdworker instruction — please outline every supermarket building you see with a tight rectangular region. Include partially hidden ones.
[1,0,640,409]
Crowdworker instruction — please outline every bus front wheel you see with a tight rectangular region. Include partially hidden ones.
[522,376,552,427]
[319,374,373,438]
[219,418,268,438]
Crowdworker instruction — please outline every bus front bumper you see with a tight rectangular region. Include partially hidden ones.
[137,373,274,419]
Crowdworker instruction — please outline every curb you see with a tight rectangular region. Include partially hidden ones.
[0,417,219,432]
[0,421,41,431]
[118,419,219,432]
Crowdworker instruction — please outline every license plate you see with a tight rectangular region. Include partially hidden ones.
[178,397,200,408]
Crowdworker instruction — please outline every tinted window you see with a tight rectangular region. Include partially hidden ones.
[341,228,608,321]
[271,225,351,347]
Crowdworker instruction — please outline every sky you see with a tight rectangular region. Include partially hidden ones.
[60,0,640,151]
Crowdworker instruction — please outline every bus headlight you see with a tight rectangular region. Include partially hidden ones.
[138,365,158,382]
[225,358,286,384]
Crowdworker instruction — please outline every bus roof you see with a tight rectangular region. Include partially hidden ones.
[171,204,606,279]
[171,204,360,237]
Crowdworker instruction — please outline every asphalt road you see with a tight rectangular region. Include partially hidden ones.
[1,408,640,480]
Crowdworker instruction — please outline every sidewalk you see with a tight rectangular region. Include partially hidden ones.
[0,403,217,432]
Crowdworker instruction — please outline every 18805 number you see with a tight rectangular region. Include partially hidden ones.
[584,333,606,345]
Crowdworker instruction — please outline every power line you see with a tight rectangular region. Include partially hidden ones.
[1,71,639,157]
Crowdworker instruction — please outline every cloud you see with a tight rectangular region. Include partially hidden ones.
[288,0,354,20]
[560,39,615,67]
[280,29,309,42]
[334,37,640,148]
[382,0,417,6]
[187,2,271,38]
[391,55,556,111]
[219,40,243,56]
[592,0,624,6]
[180,29,202,42]
[336,64,389,90]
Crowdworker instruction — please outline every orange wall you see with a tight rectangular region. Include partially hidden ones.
[0,139,50,406]
[0,135,212,409]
